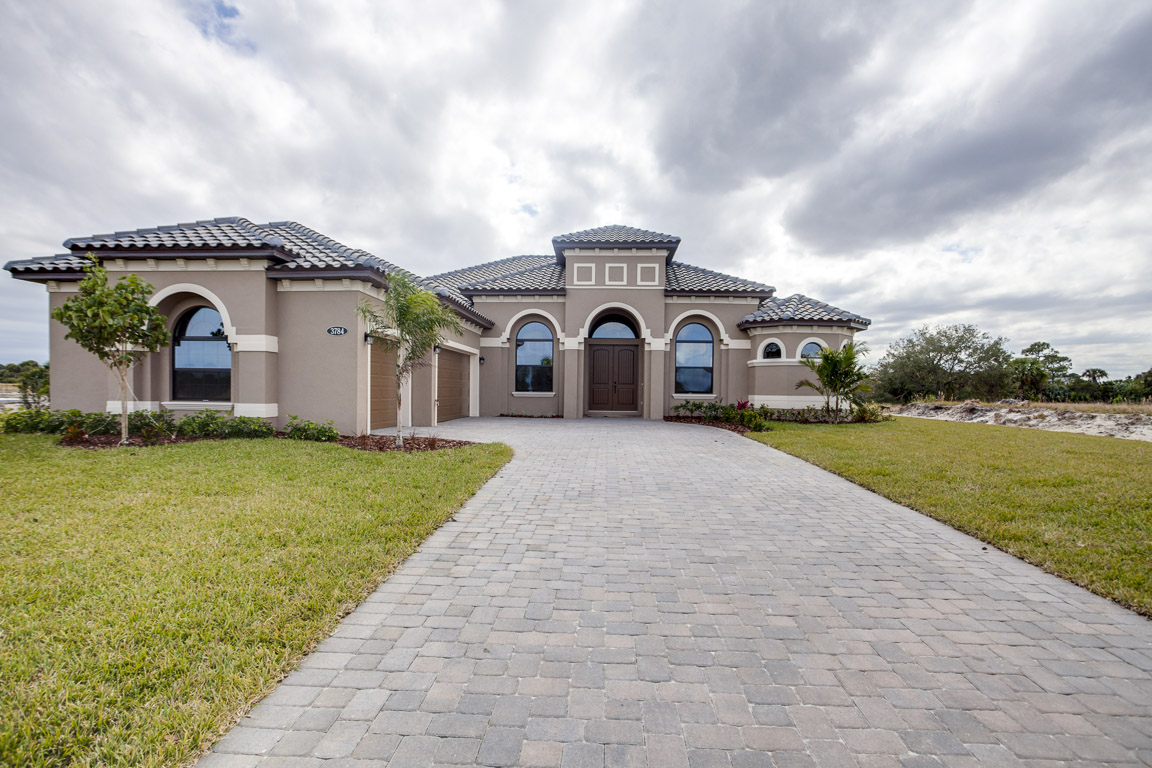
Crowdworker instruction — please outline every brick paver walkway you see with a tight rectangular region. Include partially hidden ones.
[199,419,1152,768]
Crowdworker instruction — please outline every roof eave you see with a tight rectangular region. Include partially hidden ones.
[460,288,566,297]
[665,289,774,299]
[552,241,680,264]
[736,318,871,331]
[268,266,387,288]
[65,245,294,264]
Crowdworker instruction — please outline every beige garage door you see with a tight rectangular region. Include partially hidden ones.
[437,350,469,423]
[370,345,397,430]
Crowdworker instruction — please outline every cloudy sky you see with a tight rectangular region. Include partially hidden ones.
[2,0,1150,376]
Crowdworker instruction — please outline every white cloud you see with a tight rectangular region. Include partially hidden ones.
[2,0,1150,377]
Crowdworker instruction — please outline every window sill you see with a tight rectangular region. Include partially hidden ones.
[512,392,556,398]
[162,401,233,411]
[672,393,716,399]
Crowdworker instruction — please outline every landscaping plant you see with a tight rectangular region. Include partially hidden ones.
[357,271,462,448]
[49,254,170,444]
[795,341,871,421]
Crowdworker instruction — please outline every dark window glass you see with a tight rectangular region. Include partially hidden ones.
[590,314,638,339]
[675,322,713,394]
[763,342,782,359]
[173,307,231,401]
[516,321,554,392]
[801,342,824,358]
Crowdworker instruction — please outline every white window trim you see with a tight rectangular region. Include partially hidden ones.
[605,263,627,285]
[573,263,595,285]
[797,337,827,360]
[755,337,786,360]
[512,392,556,398]
[161,401,233,411]
[637,264,659,286]
[672,393,717,400]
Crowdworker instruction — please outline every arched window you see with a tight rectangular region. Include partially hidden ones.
[172,307,231,401]
[590,313,638,339]
[515,321,554,392]
[675,323,714,394]
[763,342,782,359]
[801,342,824,359]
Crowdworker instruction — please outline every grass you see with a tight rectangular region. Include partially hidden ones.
[748,418,1152,616]
[0,434,511,768]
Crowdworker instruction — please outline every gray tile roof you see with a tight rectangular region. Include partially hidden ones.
[739,294,871,328]
[64,217,278,250]
[552,224,681,260]
[666,262,774,296]
[459,262,566,294]
[553,224,681,246]
[426,255,554,299]
[6,217,494,327]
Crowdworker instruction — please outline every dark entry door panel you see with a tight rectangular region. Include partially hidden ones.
[614,346,638,409]
[588,343,639,412]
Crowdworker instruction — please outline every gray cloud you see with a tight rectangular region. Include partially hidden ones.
[1,0,1150,377]
[786,6,1152,252]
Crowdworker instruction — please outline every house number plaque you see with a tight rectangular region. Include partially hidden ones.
[326,326,349,336]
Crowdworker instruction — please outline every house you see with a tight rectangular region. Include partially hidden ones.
[4,219,870,433]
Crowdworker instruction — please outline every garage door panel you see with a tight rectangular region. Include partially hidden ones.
[371,346,397,429]
[437,350,469,422]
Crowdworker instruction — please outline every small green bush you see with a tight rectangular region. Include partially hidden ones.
[1,409,49,433]
[221,416,275,439]
[177,410,228,438]
[285,414,340,442]
[127,410,177,437]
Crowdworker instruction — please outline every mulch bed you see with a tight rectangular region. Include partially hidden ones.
[336,434,474,452]
[663,416,750,434]
[58,433,473,452]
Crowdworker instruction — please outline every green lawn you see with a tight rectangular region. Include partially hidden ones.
[0,434,511,768]
[749,418,1152,616]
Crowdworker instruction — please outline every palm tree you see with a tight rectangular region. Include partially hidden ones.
[358,272,462,447]
[796,342,871,423]
[1082,368,1108,385]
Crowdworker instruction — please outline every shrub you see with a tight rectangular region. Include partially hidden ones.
[221,416,275,439]
[127,410,177,438]
[285,414,339,442]
[81,411,119,436]
[849,402,888,423]
[177,410,228,438]
[0,409,48,433]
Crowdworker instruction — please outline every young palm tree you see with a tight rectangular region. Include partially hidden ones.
[357,272,462,447]
[795,342,871,422]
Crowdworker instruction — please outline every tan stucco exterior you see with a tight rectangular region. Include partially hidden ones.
[13,224,869,431]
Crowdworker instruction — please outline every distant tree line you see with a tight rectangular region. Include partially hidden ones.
[871,324,1150,404]
[1,360,47,384]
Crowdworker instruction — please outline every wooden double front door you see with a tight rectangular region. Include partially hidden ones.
[587,343,639,413]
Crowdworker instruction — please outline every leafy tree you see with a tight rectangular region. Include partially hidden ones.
[1008,357,1049,399]
[357,271,462,447]
[50,255,171,444]
[1020,342,1073,382]
[1081,368,1108,385]
[871,324,1013,402]
[796,342,871,422]
[1,360,47,384]
[18,364,50,410]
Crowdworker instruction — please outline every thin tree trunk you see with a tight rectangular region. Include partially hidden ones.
[396,384,403,449]
[118,366,129,445]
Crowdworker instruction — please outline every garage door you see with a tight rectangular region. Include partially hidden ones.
[370,345,397,429]
[437,350,469,422]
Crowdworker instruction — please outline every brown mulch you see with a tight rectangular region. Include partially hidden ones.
[336,434,474,452]
[663,416,750,434]
[57,433,473,452]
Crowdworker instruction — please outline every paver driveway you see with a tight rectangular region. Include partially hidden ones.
[200,419,1152,768]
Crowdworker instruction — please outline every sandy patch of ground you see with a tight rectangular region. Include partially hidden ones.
[890,400,1152,442]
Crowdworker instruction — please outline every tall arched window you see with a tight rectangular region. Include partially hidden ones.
[675,323,714,394]
[801,342,824,359]
[515,321,554,392]
[172,307,231,401]
[763,342,782,359]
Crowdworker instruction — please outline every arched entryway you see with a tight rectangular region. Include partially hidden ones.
[586,312,641,415]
